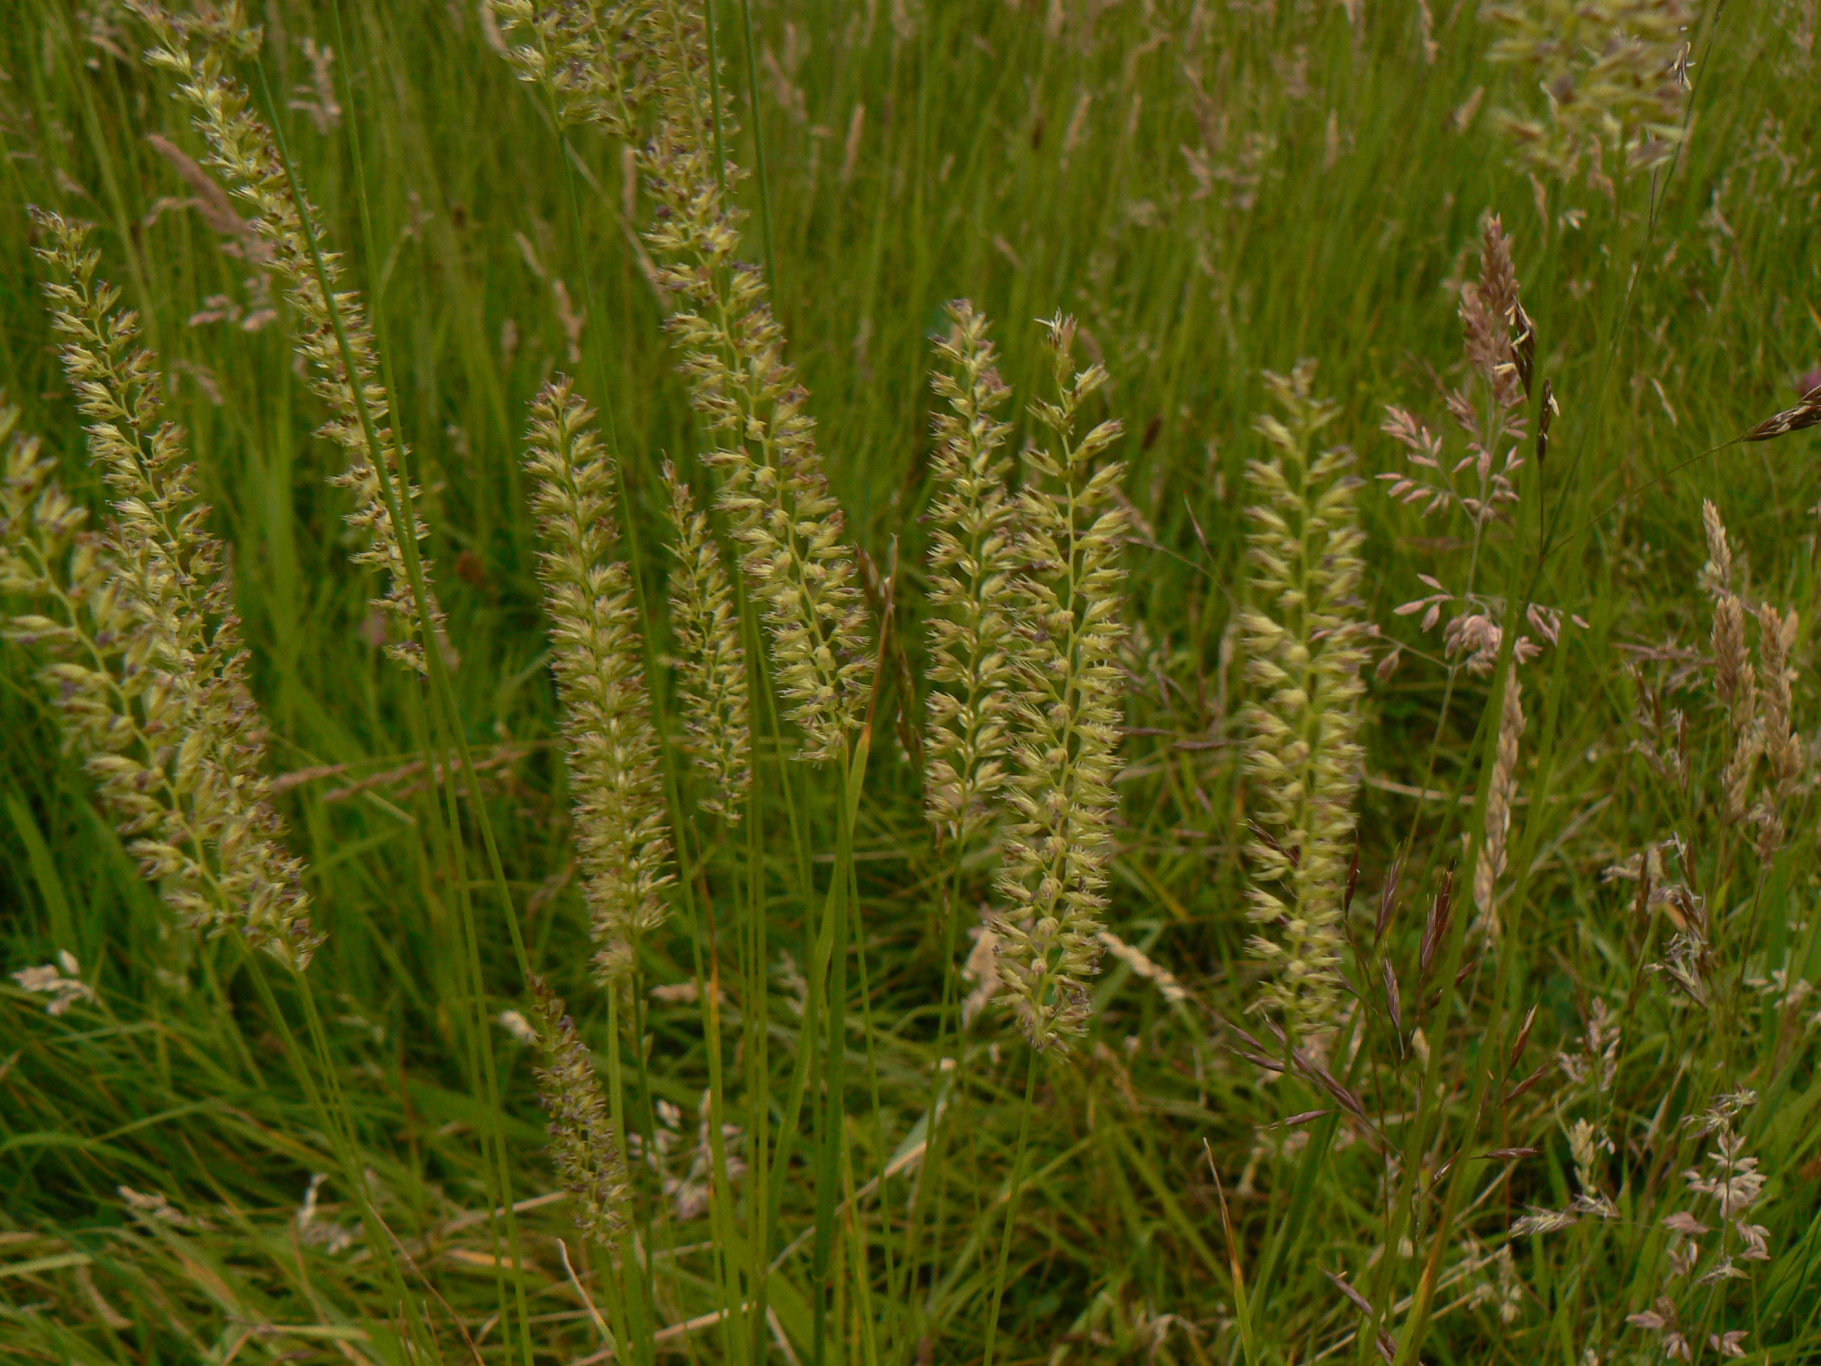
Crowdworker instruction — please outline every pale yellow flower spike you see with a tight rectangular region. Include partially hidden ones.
[524,378,675,985]
[990,316,1128,1054]
[1240,361,1367,1031]
[5,215,319,969]
[923,300,1022,849]
[528,975,630,1253]
[663,462,752,823]
[131,0,444,675]
[489,0,874,764]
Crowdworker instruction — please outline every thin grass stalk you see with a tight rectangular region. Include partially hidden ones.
[980,1048,1041,1366]
[813,739,858,1366]
[1360,598,1522,1366]
[842,1134,882,1366]
[676,820,747,1366]
[629,989,669,1361]
[911,898,966,1340]
[233,55,542,1363]
[543,133,715,1363]
[601,986,657,1364]
[898,865,967,1343]
[1383,295,1578,1364]
[735,0,777,291]
[846,819,897,1353]
[739,758,774,1366]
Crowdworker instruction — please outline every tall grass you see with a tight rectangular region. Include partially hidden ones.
[6,1,1821,1364]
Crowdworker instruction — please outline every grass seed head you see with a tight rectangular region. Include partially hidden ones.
[1485,0,1695,184]
[663,462,752,823]
[1240,361,1366,1030]
[11,219,319,968]
[923,299,1022,847]
[989,315,1127,1053]
[131,0,444,675]
[529,976,629,1253]
[524,378,674,985]
[490,0,873,764]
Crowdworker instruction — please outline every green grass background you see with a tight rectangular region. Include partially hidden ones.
[5,0,1821,1362]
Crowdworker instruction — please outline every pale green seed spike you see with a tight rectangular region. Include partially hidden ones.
[663,462,752,823]
[989,315,1128,1055]
[1240,360,1366,1031]
[524,379,675,987]
[130,0,443,675]
[12,219,319,970]
[923,300,1022,850]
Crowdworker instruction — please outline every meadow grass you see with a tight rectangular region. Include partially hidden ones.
[5,1,1821,1363]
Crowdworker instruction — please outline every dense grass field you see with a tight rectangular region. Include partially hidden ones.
[6,0,1821,1362]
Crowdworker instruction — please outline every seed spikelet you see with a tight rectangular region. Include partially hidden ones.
[131,0,444,674]
[525,378,674,985]
[990,315,1127,1054]
[924,300,1022,848]
[5,214,317,968]
[1241,361,1366,1029]
[663,463,751,823]
[528,975,629,1253]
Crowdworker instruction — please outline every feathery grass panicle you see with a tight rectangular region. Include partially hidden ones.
[1484,0,1694,184]
[662,462,751,822]
[129,0,443,674]
[525,378,673,985]
[528,975,629,1252]
[1460,216,1527,414]
[1241,361,1366,1029]
[923,300,1022,847]
[1751,602,1801,861]
[488,0,657,138]
[1700,498,1735,603]
[1473,667,1525,938]
[1700,501,1804,858]
[489,0,874,764]
[1704,503,1761,827]
[5,216,317,968]
[1381,218,1538,679]
[989,316,1127,1054]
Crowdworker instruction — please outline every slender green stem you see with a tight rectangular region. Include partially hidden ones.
[980,1047,1040,1366]
[736,0,777,293]
[253,54,542,1366]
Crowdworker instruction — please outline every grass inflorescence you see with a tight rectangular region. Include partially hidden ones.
[6,1,1821,1364]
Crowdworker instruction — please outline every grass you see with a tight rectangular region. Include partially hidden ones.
[4,0,1821,1363]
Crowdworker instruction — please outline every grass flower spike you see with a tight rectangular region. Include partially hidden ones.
[990,316,1127,1054]
[529,975,630,1252]
[131,0,443,673]
[525,379,674,984]
[663,463,751,822]
[923,300,1022,847]
[3,215,317,968]
[490,0,874,763]
[1241,362,1366,1029]
[1474,666,1525,938]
